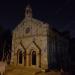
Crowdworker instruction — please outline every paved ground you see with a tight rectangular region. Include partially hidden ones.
[5,65,42,75]
[5,65,65,75]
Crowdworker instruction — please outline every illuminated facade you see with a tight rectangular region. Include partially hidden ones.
[11,5,69,70]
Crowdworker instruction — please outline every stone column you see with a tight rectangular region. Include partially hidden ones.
[14,54,17,66]
[22,53,24,66]
[29,54,31,66]
[36,53,39,67]
[37,52,41,67]
[10,50,14,64]
[26,54,29,66]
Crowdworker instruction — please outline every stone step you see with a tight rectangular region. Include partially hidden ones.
[5,66,42,75]
[5,65,66,75]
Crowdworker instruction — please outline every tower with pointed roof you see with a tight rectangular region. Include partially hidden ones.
[25,4,32,19]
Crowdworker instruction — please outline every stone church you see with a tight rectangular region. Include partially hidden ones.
[11,5,69,70]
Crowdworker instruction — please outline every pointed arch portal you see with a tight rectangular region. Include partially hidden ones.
[24,50,26,66]
[17,49,23,64]
[19,50,22,64]
[32,51,36,65]
[16,41,41,67]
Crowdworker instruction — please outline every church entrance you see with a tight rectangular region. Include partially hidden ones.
[17,49,27,66]
[28,49,41,67]
[17,50,22,64]
[32,51,36,65]
[24,50,26,66]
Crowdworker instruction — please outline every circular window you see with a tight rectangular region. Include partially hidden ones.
[26,27,30,33]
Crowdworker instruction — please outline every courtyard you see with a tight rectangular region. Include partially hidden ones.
[5,65,63,75]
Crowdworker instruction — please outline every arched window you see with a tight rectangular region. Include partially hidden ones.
[32,51,36,65]
[19,50,22,64]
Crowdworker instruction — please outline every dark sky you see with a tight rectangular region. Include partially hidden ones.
[0,0,75,37]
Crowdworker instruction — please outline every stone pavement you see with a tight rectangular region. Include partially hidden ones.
[5,65,42,75]
[5,65,64,75]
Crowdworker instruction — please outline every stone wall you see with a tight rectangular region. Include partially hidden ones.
[11,17,49,70]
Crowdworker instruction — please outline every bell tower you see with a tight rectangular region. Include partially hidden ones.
[25,4,32,19]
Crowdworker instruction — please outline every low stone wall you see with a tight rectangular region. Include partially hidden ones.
[0,62,7,75]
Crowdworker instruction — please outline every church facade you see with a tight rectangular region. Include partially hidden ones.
[11,5,69,70]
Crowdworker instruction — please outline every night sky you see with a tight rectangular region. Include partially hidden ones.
[0,0,75,37]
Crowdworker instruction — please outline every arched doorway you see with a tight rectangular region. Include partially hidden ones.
[17,50,22,64]
[19,50,22,64]
[32,51,36,65]
[24,50,26,66]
